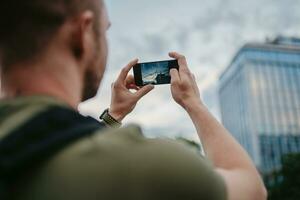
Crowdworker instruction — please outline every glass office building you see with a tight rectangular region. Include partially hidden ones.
[219,37,300,175]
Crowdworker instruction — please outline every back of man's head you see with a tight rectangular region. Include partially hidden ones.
[0,0,101,72]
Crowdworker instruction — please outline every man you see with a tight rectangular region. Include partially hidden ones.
[0,0,267,199]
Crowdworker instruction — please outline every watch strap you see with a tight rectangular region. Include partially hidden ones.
[99,109,122,128]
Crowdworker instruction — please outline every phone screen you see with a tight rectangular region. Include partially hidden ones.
[133,60,179,86]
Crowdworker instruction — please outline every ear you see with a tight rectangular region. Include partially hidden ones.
[71,11,95,60]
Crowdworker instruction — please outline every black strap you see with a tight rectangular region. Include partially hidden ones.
[0,106,105,193]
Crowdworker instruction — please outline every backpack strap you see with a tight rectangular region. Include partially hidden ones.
[0,106,106,197]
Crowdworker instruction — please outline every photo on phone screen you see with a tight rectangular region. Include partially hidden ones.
[133,60,179,86]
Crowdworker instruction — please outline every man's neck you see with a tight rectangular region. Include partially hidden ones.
[1,58,83,109]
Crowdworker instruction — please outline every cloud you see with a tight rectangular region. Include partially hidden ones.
[80,0,300,142]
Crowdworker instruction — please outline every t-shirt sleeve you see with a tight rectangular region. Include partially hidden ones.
[134,137,227,200]
[29,124,227,200]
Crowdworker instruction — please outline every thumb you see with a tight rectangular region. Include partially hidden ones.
[135,84,155,100]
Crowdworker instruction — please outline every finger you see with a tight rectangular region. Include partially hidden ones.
[169,52,188,69]
[170,68,180,84]
[127,84,140,90]
[169,52,191,80]
[135,85,155,100]
[125,75,140,90]
[116,59,139,84]
[125,75,135,85]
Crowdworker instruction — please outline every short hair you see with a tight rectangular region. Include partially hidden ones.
[0,0,102,71]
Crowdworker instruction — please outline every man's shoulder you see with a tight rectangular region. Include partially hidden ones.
[51,124,201,167]
[53,124,147,160]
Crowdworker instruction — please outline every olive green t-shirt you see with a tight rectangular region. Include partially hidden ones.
[0,96,227,200]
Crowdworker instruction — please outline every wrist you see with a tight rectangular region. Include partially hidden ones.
[108,109,125,122]
[182,98,205,112]
[100,109,122,128]
[184,100,207,116]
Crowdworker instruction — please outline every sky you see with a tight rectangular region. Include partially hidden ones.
[79,0,300,142]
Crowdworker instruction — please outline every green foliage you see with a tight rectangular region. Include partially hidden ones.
[267,153,300,200]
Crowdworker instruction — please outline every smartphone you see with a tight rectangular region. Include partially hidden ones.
[133,60,179,86]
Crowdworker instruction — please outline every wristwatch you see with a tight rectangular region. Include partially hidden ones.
[99,109,122,128]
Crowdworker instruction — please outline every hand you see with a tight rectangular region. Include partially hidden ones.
[169,52,203,111]
[109,59,155,122]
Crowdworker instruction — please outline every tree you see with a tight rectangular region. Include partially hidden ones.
[268,153,300,200]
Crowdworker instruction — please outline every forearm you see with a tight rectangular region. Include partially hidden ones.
[177,94,267,199]
[186,103,267,199]
[186,103,255,170]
